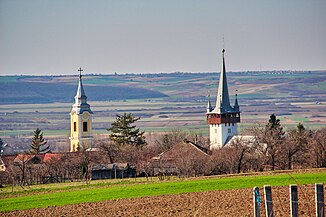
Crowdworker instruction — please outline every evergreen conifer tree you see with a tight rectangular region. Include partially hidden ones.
[30,128,50,154]
[107,113,146,147]
[266,114,285,139]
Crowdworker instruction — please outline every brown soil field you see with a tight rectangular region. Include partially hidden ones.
[3,185,323,217]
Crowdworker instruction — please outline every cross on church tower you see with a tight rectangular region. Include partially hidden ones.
[78,67,83,79]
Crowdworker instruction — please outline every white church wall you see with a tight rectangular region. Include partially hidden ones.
[210,123,238,149]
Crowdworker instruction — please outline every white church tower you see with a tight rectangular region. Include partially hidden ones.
[206,49,240,149]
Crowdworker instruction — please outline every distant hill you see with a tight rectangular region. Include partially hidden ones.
[0,71,325,104]
[0,80,167,104]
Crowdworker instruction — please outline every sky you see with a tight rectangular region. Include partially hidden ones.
[0,0,326,75]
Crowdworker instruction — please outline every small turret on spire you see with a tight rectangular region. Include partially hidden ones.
[207,94,212,113]
[234,90,239,111]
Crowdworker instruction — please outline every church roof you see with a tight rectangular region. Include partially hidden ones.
[210,49,238,114]
[71,68,93,114]
[225,135,257,146]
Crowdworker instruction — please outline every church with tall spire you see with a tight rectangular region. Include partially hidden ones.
[69,67,93,152]
[206,49,240,149]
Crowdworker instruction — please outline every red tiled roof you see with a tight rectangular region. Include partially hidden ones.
[43,153,63,163]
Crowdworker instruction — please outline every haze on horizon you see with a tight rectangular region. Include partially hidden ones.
[0,0,326,76]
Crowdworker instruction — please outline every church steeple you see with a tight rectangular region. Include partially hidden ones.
[206,49,241,149]
[214,49,232,113]
[72,67,93,115]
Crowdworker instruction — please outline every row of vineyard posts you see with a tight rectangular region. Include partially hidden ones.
[253,183,324,217]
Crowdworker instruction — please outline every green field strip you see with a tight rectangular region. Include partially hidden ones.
[291,117,309,122]
[0,172,325,212]
[0,76,19,83]
[0,130,33,137]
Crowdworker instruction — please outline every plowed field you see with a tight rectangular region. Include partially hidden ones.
[2,185,321,217]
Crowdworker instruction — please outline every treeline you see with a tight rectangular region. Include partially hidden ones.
[1,114,326,186]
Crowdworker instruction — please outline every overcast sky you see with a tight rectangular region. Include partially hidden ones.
[0,0,325,75]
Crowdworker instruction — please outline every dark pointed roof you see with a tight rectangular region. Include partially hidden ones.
[71,68,93,114]
[234,93,239,111]
[207,94,212,113]
[211,49,237,114]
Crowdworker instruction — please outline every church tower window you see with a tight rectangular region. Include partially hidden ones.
[83,122,88,132]
[73,122,77,132]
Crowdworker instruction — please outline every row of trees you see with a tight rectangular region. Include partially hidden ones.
[1,113,326,185]
[1,152,104,186]
[99,113,326,177]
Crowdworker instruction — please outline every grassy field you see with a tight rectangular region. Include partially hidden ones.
[1,170,326,212]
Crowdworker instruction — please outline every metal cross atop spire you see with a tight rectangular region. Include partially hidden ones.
[78,67,83,79]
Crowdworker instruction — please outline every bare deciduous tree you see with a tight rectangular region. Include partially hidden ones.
[282,123,311,169]
[228,138,252,173]
[155,129,187,152]
[253,114,285,171]
[310,128,326,168]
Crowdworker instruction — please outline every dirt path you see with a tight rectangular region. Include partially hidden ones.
[3,185,321,217]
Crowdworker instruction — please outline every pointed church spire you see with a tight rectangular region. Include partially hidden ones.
[207,94,212,113]
[75,67,87,103]
[215,49,231,112]
[72,67,93,114]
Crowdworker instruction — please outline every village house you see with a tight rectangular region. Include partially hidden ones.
[91,163,136,180]
[149,141,211,177]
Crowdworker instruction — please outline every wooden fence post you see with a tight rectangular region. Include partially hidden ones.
[264,185,274,217]
[253,187,261,217]
[315,183,324,217]
[290,185,298,217]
